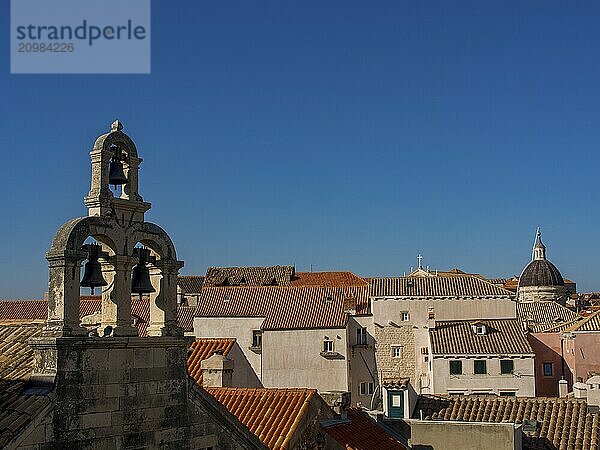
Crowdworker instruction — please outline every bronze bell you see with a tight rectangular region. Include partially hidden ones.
[131,247,155,299]
[80,243,107,295]
[108,144,128,187]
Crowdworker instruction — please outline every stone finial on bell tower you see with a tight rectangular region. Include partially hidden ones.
[84,120,151,223]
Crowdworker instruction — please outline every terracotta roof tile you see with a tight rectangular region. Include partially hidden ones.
[290,272,368,287]
[177,306,196,332]
[196,286,369,330]
[430,319,534,355]
[323,408,408,450]
[205,387,315,449]
[188,338,236,384]
[177,276,204,293]
[414,395,600,450]
[542,309,600,333]
[204,266,295,287]
[0,324,52,448]
[517,302,579,332]
[369,276,514,298]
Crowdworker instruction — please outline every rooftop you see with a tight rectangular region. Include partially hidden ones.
[196,285,370,330]
[0,323,52,448]
[177,275,204,294]
[290,271,368,287]
[205,387,316,449]
[517,301,580,332]
[369,275,514,298]
[188,338,236,384]
[429,319,534,356]
[203,266,295,287]
[322,408,408,450]
[414,395,600,450]
[541,309,600,334]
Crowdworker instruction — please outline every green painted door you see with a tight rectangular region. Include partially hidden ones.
[387,390,404,418]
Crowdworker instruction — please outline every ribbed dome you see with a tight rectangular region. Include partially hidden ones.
[519,259,564,287]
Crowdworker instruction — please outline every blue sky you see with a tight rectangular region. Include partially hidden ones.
[2,1,600,297]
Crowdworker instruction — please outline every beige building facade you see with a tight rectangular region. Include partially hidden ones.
[370,275,516,394]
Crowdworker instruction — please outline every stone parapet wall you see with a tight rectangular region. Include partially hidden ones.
[18,336,262,449]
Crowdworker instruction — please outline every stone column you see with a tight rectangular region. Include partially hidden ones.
[101,255,138,337]
[147,259,184,337]
[45,250,87,336]
[122,155,143,202]
[84,145,113,216]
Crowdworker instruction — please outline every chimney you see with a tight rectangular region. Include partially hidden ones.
[201,350,234,387]
[427,307,436,329]
[558,378,568,397]
[586,375,600,409]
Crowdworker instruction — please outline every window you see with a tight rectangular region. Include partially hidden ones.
[449,360,462,375]
[543,362,553,377]
[252,330,262,348]
[500,359,514,374]
[356,327,367,345]
[471,323,487,335]
[500,391,516,396]
[474,360,487,375]
[391,346,403,358]
[359,381,374,396]
[323,340,334,353]
[401,311,409,321]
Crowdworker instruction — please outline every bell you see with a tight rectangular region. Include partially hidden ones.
[80,244,107,295]
[131,248,155,299]
[108,144,128,187]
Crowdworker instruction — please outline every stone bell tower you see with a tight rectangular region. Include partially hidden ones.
[23,122,265,449]
[44,119,183,338]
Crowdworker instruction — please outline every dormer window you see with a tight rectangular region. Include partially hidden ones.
[471,323,486,335]
[325,295,333,303]
[224,294,231,303]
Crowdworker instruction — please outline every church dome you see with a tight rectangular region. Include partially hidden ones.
[518,228,564,288]
[519,259,564,287]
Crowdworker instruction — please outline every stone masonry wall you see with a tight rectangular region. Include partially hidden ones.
[19,336,261,450]
[374,325,416,385]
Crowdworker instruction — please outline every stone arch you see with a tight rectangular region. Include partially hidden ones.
[46,216,122,336]
[129,222,177,261]
[129,223,183,336]
[92,122,139,159]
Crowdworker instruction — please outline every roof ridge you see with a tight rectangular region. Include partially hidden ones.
[564,309,600,332]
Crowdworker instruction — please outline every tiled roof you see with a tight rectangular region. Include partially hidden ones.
[323,408,408,450]
[188,338,236,384]
[196,286,369,330]
[369,276,514,298]
[178,275,204,293]
[542,310,600,333]
[0,323,53,448]
[414,395,600,450]
[290,272,368,287]
[517,301,580,332]
[430,319,533,355]
[177,306,196,332]
[204,266,295,287]
[205,387,315,449]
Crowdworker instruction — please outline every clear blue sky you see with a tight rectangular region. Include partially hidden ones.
[2,1,600,297]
